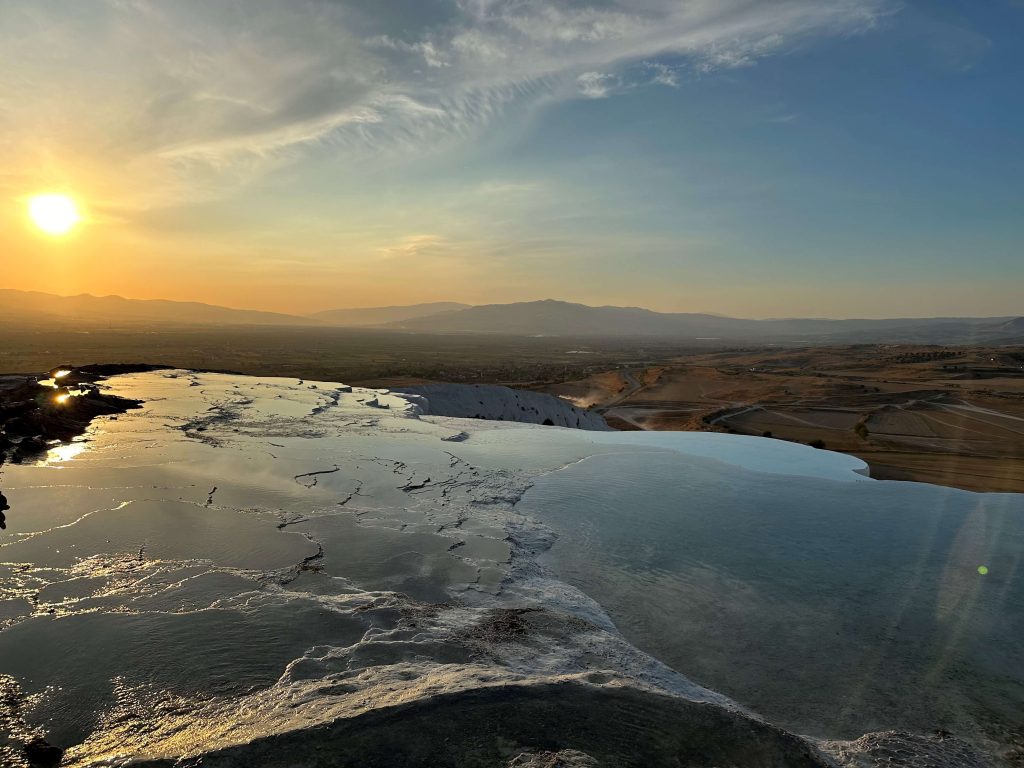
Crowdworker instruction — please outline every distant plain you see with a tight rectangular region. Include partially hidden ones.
[540,346,1024,493]
[2,320,1022,492]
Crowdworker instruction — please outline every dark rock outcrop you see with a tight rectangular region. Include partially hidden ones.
[23,737,63,768]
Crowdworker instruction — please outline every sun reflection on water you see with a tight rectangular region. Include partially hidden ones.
[42,441,88,464]
[39,371,74,389]
[52,388,89,404]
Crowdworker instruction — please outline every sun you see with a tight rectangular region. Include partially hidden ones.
[28,194,81,236]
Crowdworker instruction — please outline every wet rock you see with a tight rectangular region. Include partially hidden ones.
[4,417,35,438]
[508,750,599,767]
[124,682,832,768]
[23,737,63,768]
[13,436,48,462]
[822,729,994,768]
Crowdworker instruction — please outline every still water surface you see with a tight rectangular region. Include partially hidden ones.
[521,451,1024,746]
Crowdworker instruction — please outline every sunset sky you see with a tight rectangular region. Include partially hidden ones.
[1,0,1021,318]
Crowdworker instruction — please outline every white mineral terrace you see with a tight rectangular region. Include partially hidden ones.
[0,371,1015,768]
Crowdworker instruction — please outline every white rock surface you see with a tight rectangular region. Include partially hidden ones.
[394,383,611,431]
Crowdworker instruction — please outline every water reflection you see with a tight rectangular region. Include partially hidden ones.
[41,441,88,464]
[52,388,89,405]
[1,369,109,539]
[38,376,91,402]
[0,371,534,759]
[0,370,1019,766]
[521,451,1024,748]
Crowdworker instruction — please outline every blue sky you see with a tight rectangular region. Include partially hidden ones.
[1,0,1021,317]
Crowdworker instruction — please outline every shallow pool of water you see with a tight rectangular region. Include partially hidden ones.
[521,450,1024,746]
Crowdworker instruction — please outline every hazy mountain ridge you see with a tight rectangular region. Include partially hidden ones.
[1,290,1019,343]
[388,300,739,336]
[390,300,1022,343]
[0,290,467,329]
[994,317,1024,333]
[309,302,470,326]
[0,289,319,327]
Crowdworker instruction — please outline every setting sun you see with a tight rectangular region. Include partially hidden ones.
[27,193,81,236]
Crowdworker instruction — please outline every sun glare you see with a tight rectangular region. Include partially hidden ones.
[28,194,81,236]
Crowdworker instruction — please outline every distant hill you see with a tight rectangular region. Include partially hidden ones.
[389,300,748,336]
[389,300,1020,344]
[1,291,1018,344]
[0,289,319,327]
[991,317,1024,335]
[309,302,470,327]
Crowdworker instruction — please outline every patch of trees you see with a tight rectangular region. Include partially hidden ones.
[888,350,960,364]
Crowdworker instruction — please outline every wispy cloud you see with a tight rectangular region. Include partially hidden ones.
[645,62,681,88]
[577,72,618,99]
[0,0,892,207]
[376,234,448,259]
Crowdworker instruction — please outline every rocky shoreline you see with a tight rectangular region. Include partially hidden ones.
[0,364,152,531]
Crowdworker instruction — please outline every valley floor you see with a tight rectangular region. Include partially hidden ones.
[537,345,1024,493]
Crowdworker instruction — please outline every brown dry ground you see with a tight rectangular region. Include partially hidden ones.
[539,346,1024,493]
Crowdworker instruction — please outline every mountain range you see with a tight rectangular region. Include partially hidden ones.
[0,289,313,327]
[1,290,1020,344]
[390,300,1022,344]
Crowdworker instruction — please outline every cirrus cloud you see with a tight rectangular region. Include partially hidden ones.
[0,0,893,208]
